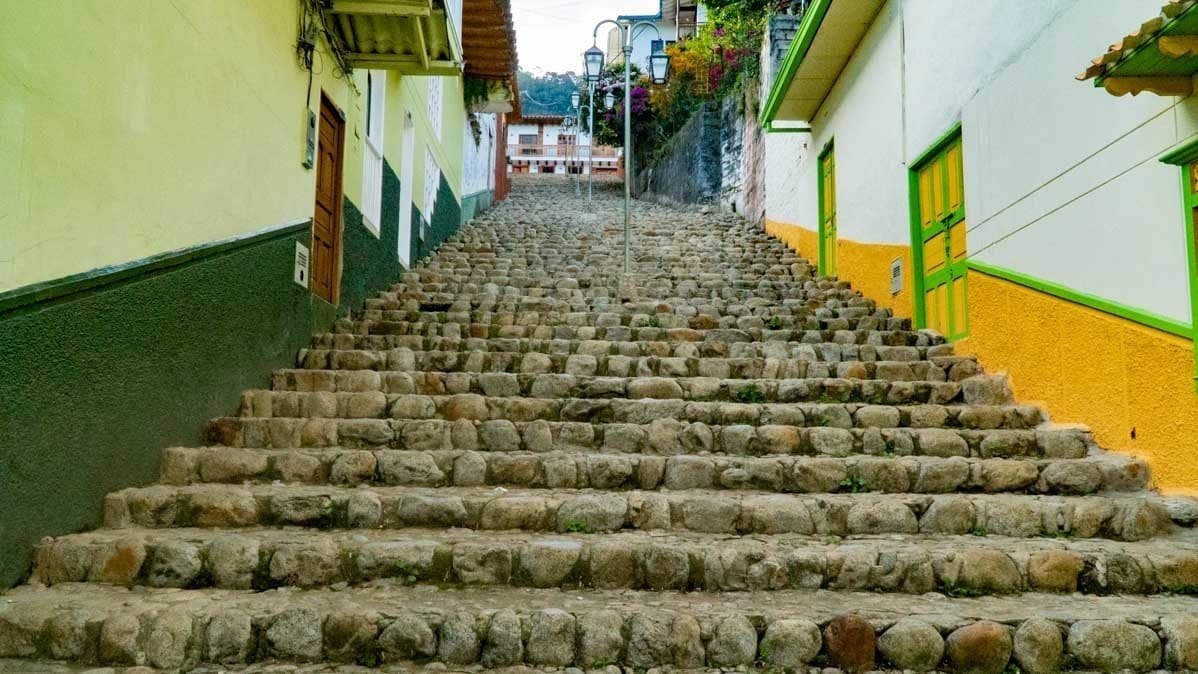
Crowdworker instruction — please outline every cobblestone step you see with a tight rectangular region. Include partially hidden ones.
[102,484,1175,541]
[207,413,1091,459]
[308,333,962,363]
[32,527,1198,595]
[161,446,1148,495]
[264,374,986,405]
[290,354,972,384]
[345,316,917,337]
[221,389,1041,425]
[3,582,1198,671]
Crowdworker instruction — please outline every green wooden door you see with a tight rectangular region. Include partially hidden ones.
[818,144,837,276]
[915,135,968,339]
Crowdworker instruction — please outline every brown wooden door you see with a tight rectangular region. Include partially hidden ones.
[312,94,345,304]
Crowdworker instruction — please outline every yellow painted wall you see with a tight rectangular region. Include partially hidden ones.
[0,1,367,292]
[765,219,914,318]
[0,0,493,293]
[958,270,1198,495]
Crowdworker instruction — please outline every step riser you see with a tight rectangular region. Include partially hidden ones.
[207,417,1077,457]
[224,393,1037,426]
[162,448,1147,495]
[267,373,983,405]
[351,319,917,337]
[104,487,1172,541]
[381,287,883,305]
[290,355,973,386]
[1,598,1191,672]
[308,336,961,363]
[33,533,1196,595]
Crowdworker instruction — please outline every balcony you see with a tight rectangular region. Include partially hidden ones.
[506,144,621,159]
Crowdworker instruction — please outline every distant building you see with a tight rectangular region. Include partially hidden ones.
[506,115,622,176]
[606,0,707,71]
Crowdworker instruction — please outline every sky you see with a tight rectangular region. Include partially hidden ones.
[511,0,661,74]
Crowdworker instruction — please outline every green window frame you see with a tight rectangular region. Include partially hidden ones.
[1159,135,1198,391]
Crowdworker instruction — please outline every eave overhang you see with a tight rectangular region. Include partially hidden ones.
[462,0,521,116]
[760,0,884,127]
[1078,0,1198,97]
[322,0,464,76]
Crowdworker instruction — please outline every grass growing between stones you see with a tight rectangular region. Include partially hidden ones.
[563,519,593,534]
[838,475,870,493]
[733,384,766,403]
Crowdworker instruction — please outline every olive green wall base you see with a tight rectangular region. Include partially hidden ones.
[340,161,407,314]
[411,176,464,264]
[461,189,494,225]
[0,161,468,587]
[0,223,324,587]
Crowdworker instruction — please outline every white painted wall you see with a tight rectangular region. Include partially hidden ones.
[788,0,906,245]
[764,0,1196,323]
[961,0,1191,320]
[462,113,497,196]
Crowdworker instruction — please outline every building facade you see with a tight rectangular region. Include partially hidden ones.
[0,0,519,585]
[761,0,1198,492]
[606,0,707,71]
[507,115,622,176]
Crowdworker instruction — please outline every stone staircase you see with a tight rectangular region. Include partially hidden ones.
[4,175,1198,673]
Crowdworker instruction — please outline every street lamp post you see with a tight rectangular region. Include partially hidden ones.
[570,89,594,204]
[584,21,670,273]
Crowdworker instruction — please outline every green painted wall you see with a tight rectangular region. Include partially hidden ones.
[341,160,407,313]
[0,225,323,587]
[410,174,464,264]
[0,156,469,586]
[461,189,495,224]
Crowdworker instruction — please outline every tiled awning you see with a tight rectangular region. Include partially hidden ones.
[1078,0,1198,96]
[323,0,463,76]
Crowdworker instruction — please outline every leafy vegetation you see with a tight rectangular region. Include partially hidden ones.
[587,1,778,168]
[517,69,580,116]
[733,383,766,403]
[563,518,593,534]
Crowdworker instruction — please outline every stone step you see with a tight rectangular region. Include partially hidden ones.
[361,306,897,331]
[266,373,986,406]
[206,412,1070,459]
[308,334,961,364]
[3,582,1198,671]
[347,315,915,336]
[32,526,1198,596]
[208,412,1089,459]
[223,390,1038,426]
[289,353,973,385]
[102,484,1174,541]
[161,446,1148,495]
[378,272,857,290]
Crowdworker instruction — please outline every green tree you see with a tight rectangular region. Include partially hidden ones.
[517,69,580,116]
